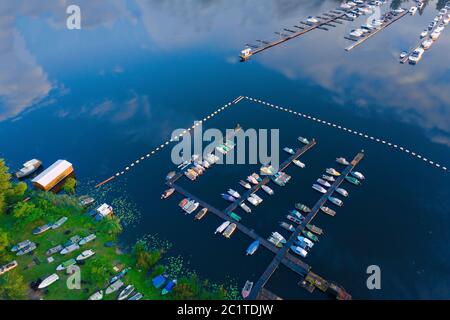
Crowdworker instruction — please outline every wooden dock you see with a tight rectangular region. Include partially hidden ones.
[345,9,409,52]
[248,151,364,300]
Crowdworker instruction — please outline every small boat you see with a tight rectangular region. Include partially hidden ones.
[184,201,199,214]
[317,178,331,188]
[290,246,308,258]
[56,258,76,271]
[326,168,341,176]
[118,285,135,300]
[0,260,18,276]
[162,280,177,295]
[106,280,124,294]
[46,244,63,256]
[223,223,237,238]
[320,206,336,217]
[306,16,319,24]
[32,223,52,235]
[184,170,197,181]
[76,249,95,261]
[287,215,303,225]
[239,180,252,189]
[89,291,104,300]
[11,239,32,252]
[152,274,167,288]
[297,236,314,248]
[294,240,310,251]
[52,217,68,230]
[246,240,260,255]
[289,210,304,220]
[195,208,208,220]
[283,147,295,155]
[240,203,252,214]
[165,171,176,180]
[306,224,323,236]
[229,212,242,222]
[328,196,343,207]
[38,273,60,289]
[399,51,408,60]
[161,188,175,199]
[247,197,259,206]
[295,203,311,213]
[261,185,274,195]
[129,293,143,300]
[298,137,309,145]
[280,222,295,232]
[79,234,96,246]
[251,173,262,182]
[260,165,277,176]
[302,230,319,242]
[241,280,253,299]
[345,176,361,185]
[271,232,286,244]
[351,171,365,180]
[335,188,349,197]
[15,159,42,178]
[179,198,189,208]
[420,30,428,38]
[110,267,131,284]
[312,184,327,194]
[221,194,236,202]
[78,196,95,207]
[322,174,335,182]
[16,242,36,256]
[65,235,81,247]
[268,237,283,248]
[251,193,263,203]
[60,243,80,255]
[336,157,349,166]
[293,159,306,168]
[247,176,259,185]
[227,189,241,198]
[215,221,231,234]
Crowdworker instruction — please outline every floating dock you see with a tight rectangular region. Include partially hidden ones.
[345,9,409,52]
[248,151,364,300]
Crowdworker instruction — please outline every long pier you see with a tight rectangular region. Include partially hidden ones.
[223,139,317,215]
[345,9,409,52]
[248,151,364,299]
[240,2,376,61]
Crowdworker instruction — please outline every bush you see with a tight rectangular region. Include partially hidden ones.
[63,177,77,195]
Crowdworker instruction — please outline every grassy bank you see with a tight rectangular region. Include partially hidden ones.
[0,159,235,300]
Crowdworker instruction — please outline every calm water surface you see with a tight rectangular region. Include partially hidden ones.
[0,0,449,299]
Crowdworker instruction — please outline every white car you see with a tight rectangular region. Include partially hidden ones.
[408,47,425,65]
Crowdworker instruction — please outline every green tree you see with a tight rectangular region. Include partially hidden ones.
[98,217,122,237]
[0,271,28,300]
[134,242,161,271]
[83,256,111,287]
[0,229,10,262]
[12,202,35,219]
[62,177,77,195]
[0,159,12,214]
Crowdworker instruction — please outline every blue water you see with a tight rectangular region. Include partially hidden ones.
[1,0,449,299]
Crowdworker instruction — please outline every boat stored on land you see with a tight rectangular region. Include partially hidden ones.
[15,159,42,179]
[38,273,60,289]
[246,240,260,255]
[89,291,104,300]
[195,208,208,220]
[152,274,167,289]
[118,285,135,300]
[129,293,143,300]
[52,217,68,230]
[56,258,76,271]
[11,240,32,252]
[79,196,95,207]
[32,223,53,235]
[215,221,231,234]
[17,242,37,256]
[223,223,237,238]
[76,249,95,261]
[162,280,177,295]
[106,280,124,294]
[110,267,130,284]
[60,243,80,255]
[312,184,327,194]
[320,206,336,217]
[242,281,253,299]
[161,188,175,199]
[79,234,96,246]
[46,244,63,256]
[0,260,18,276]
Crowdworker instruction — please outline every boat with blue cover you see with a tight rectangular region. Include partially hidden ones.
[162,279,177,295]
[152,274,168,288]
[246,240,260,255]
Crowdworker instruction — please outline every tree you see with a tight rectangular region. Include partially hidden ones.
[0,159,12,214]
[134,242,161,271]
[12,202,35,219]
[62,177,77,195]
[98,217,122,237]
[0,271,28,300]
[0,229,10,262]
[173,282,195,300]
[83,256,111,287]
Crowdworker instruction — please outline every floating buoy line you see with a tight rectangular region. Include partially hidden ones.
[95,95,447,187]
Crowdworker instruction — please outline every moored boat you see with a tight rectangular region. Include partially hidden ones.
[283,147,295,155]
[260,165,277,176]
[247,197,259,206]
[239,180,252,189]
[293,160,306,168]
[297,236,314,248]
[345,176,361,185]
[261,185,274,195]
[312,184,327,194]
[161,188,175,199]
[227,189,241,198]
[242,280,254,299]
[15,159,42,179]
[280,222,295,232]
[335,188,349,197]
[221,194,236,202]
[302,230,319,242]
[223,223,237,238]
[246,240,260,255]
[240,202,252,214]
[336,157,349,165]
[38,273,60,289]
[215,221,231,234]
[229,212,242,222]
[351,171,365,180]
[306,224,323,235]
[271,232,286,244]
[287,215,303,225]
[79,196,95,208]
[326,168,341,176]
[322,174,335,182]
[298,137,309,145]
[317,178,331,188]
[328,196,343,207]
[195,208,208,220]
[268,236,283,248]
[246,176,259,185]
[320,206,336,217]
[289,210,304,220]
[290,245,308,258]
[295,203,311,213]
